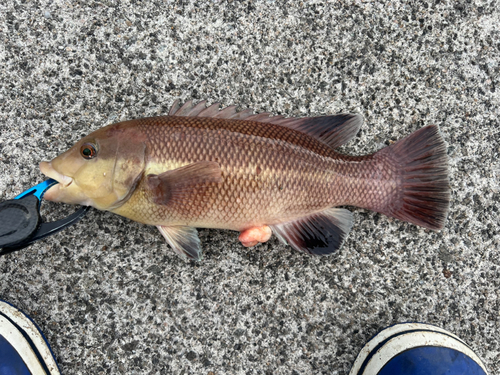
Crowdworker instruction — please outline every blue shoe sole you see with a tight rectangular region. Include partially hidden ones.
[0,300,61,375]
[349,322,488,375]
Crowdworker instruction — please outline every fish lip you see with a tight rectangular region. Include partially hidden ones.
[39,161,74,187]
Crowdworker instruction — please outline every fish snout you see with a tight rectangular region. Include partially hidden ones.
[39,161,73,187]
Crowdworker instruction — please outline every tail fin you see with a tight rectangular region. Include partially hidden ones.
[382,125,450,230]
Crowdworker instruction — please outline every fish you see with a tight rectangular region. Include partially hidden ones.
[39,100,450,261]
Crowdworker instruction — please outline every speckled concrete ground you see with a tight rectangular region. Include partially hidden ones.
[0,1,499,374]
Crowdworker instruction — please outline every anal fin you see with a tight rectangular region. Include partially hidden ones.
[270,208,353,256]
[157,225,202,261]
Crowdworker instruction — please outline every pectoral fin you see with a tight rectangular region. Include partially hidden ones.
[157,225,202,261]
[270,208,353,256]
[147,161,222,206]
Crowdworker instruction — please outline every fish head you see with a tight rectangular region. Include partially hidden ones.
[39,121,146,210]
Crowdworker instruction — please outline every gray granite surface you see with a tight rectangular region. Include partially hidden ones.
[0,1,499,374]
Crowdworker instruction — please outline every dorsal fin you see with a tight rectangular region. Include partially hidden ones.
[168,100,362,149]
[279,114,363,149]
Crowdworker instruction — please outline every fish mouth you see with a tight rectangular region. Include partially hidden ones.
[39,161,74,187]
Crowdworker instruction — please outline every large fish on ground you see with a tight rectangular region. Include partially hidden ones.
[40,100,450,261]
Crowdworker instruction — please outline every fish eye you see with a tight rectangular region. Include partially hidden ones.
[80,142,98,159]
